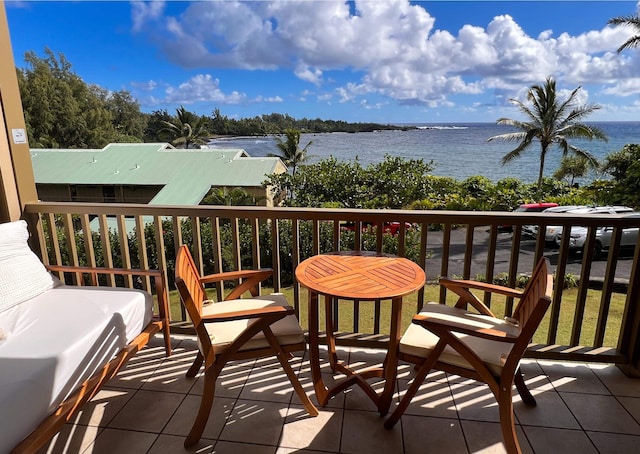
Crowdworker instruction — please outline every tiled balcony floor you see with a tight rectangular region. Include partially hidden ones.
[40,334,640,454]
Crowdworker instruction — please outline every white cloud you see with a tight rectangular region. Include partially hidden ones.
[603,78,640,96]
[294,64,323,85]
[136,73,287,107]
[131,0,166,33]
[130,80,158,92]
[253,95,283,103]
[131,0,640,111]
[164,74,247,104]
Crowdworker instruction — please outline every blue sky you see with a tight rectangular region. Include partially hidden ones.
[6,1,640,124]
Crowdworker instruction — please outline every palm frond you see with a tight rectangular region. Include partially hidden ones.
[559,123,608,142]
[608,15,640,52]
[566,144,600,169]
[618,36,640,53]
[487,131,528,143]
[608,15,640,27]
[500,138,535,164]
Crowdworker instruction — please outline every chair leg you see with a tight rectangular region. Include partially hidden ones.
[263,328,318,417]
[276,350,319,416]
[498,386,522,454]
[384,342,446,429]
[162,322,172,357]
[514,367,536,406]
[185,368,216,448]
[384,358,432,429]
[187,352,204,377]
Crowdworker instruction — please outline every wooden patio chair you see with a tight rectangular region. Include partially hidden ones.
[385,258,553,454]
[174,245,318,448]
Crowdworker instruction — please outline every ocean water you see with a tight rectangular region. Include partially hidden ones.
[208,122,640,184]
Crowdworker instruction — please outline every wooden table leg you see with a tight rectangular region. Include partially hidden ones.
[308,289,329,406]
[308,291,379,406]
[324,295,340,372]
[378,296,403,416]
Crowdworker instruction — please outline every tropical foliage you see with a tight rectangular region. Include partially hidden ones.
[262,154,603,212]
[264,155,436,209]
[17,48,146,148]
[553,156,593,187]
[488,77,607,195]
[201,187,264,206]
[608,15,640,52]
[159,106,210,149]
[206,110,410,136]
[269,129,313,175]
[592,144,640,207]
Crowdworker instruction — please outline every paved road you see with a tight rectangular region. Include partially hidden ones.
[422,226,634,283]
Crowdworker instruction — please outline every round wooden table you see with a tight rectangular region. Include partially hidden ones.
[295,251,426,414]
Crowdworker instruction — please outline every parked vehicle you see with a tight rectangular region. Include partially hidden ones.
[564,212,639,258]
[500,202,559,232]
[521,205,585,241]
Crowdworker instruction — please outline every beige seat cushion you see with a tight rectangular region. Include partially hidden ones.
[200,293,305,355]
[399,302,521,376]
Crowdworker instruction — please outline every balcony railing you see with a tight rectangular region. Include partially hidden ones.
[23,202,640,376]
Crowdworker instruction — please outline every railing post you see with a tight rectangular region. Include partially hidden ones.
[617,236,640,377]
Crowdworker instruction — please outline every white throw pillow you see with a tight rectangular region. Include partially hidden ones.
[0,220,55,312]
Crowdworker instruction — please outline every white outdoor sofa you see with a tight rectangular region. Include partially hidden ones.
[0,220,171,453]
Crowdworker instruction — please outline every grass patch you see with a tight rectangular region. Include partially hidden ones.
[168,285,627,349]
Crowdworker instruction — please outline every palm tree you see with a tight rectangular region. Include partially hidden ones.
[201,186,264,206]
[487,77,607,195]
[269,129,313,175]
[160,106,210,149]
[608,15,640,53]
[553,155,592,187]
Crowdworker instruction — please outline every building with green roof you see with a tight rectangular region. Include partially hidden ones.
[30,143,287,206]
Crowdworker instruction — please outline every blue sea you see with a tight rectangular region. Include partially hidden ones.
[208,122,640,184]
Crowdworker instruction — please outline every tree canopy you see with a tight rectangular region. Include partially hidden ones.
[269,129,313,176]
[159,106,210,149]
[201,187,264,206]
[263,155,436,209]
[17,48,146,148]
[594,144,640,207]
[488,77,607,195]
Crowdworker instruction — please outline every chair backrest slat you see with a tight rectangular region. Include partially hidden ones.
[175,245,205,326]
[510,258,553,358]
[513,258,552,328]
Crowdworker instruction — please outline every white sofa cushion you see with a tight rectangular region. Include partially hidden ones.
[0,220,55,313]
[0,284,153,453]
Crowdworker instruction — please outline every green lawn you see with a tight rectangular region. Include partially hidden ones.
[168,285,627,349]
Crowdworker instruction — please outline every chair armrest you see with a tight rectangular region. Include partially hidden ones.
[412,313,518,343]
[440,278,524,298]
[200,305,293,323]
[200,268,274,299]
[200,268,274,283]
[439,277,523,316]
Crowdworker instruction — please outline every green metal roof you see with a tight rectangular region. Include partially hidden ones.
[30,143,286,205]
